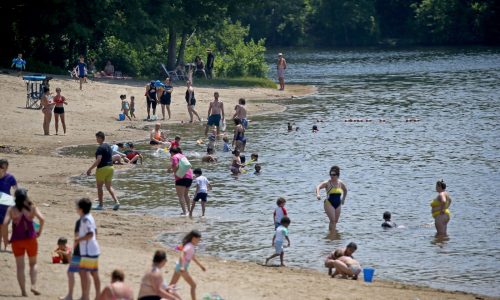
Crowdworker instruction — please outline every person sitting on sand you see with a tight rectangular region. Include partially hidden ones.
[201,148,218,163]
[98,269,134,300]
[52,237,71,264]
[150,123,169,146]
[101,61,115,77]
[381,211,397,228]
[138,250,180,300]
[125,143,143,164]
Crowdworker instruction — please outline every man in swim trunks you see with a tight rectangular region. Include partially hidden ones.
[86,131,120,210]
[232,98,248,129]
[205,91,225,137]
[277,53,287,91]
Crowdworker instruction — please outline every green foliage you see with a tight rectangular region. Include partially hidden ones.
[184,21,269,78]
[194,77,276,88]
[98,36,142,76]
[26,60,67,75]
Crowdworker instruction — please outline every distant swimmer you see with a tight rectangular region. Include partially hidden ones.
[431,179,452,236]
[406,118,420,122]
[287,122,293,131]
[312,125,319,133]
[381,211,397,228]
[315,166,348,232]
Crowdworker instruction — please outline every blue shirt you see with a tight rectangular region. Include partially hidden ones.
[12,58,26,69]
[0,173,17,195]
[77,62,87,76]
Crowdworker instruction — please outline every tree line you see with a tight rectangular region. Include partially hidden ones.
[1,0,498,77]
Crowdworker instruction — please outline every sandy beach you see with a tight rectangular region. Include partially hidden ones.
[0,73,491,300]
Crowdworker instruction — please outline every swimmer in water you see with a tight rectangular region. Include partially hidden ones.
[312,125,319,133]
[254,164,261,174]
[201,148,217,163]
[150,123,170,146]
[381,211,397,228]
[287,123,293,131]
[230,150,244,175]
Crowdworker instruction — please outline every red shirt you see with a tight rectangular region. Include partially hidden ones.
[126,151,140,160]
[53,95,65,104]
[170,141,180,149]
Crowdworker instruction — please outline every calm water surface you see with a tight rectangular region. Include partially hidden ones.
[68,47,500,296]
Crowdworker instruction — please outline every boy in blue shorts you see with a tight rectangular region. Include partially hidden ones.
[189,168,212,217]
[75,198,101,300]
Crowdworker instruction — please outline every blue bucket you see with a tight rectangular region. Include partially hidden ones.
[363,268,375,283]
[118,113,125,121]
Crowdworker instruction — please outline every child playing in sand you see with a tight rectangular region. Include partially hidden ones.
[331,255,362,280]
[12,53,27,76]
[222,136,232,152]
[189,168,212,217]
[273,197,288,229]
[129,96,136,119]
[53,237,72,264]
[75,198,101,300]
[120,95,132,121]
[265,216,291,267]
[169,230,206,300]
[381,211,397,228]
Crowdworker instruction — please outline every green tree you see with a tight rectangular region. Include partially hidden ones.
[309,0,379,46]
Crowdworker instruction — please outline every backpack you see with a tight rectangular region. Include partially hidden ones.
[175,156,192,177]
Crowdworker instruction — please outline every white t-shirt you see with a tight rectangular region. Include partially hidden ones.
[275,225,288,242]
[79,214,100,256]
[194,176,209,193]
[274,206,287,224]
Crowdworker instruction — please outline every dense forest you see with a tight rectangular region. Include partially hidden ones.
[2,0,499,77]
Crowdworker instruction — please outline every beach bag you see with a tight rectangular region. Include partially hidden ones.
[219,118,226,131]
[175,156,192,177]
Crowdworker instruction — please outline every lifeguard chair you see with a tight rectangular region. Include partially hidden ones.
[22,75,51,109]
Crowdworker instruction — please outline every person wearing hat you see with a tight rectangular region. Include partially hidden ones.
[277,53,287,90]
[206,49,215,79]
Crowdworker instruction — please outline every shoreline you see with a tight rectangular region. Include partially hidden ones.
[0,74,494,299]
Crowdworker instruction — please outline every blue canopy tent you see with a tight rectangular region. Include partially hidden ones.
[22,75,51,109]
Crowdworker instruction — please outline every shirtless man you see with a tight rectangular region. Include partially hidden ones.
[232,98,248,129]
[205,91,225,136]
[277,53,287,91]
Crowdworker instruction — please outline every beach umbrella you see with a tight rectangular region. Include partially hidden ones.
[0,192,14,206]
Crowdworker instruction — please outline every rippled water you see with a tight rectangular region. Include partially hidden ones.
[68,47,500,297]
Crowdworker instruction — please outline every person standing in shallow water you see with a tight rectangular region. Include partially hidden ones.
[315,166,348,232]
[277,53,287,91]
[86,131,120,210]
[431,179,452,236]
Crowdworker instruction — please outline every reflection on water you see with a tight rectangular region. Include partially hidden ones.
[70,47,500,297]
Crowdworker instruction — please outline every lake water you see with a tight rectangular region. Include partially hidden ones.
[68,47,500,297]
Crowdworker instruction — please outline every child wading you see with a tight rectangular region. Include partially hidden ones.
[265,216,291,267]
[169,230,206,300]
[189,168,212,217]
